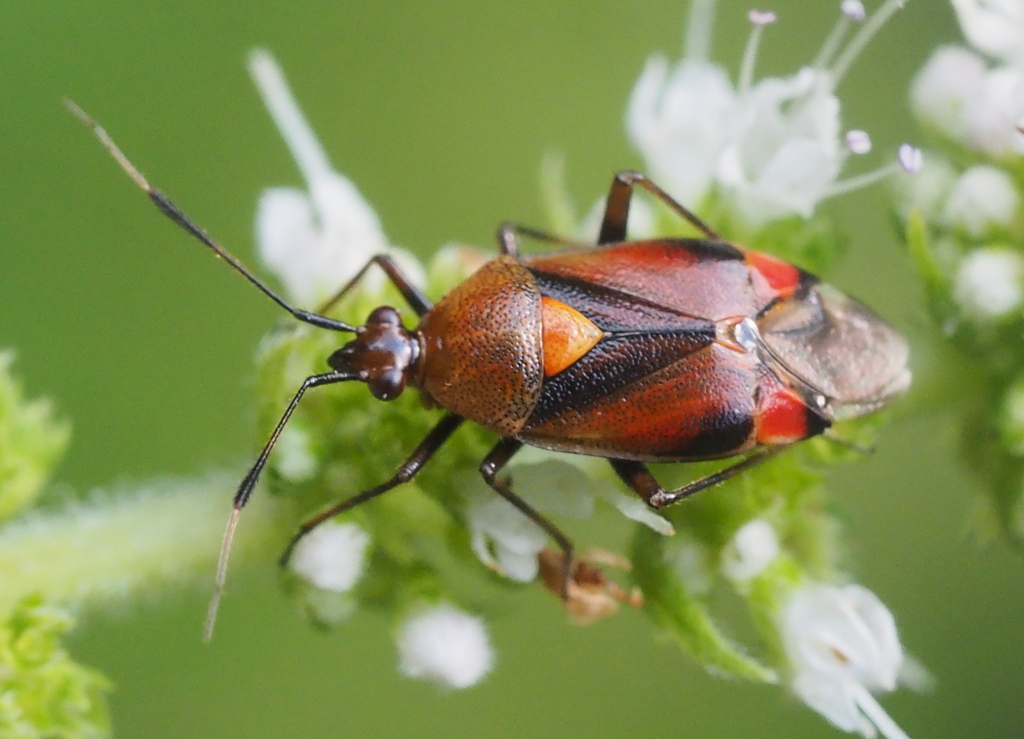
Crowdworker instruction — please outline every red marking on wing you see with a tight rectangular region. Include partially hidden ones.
[755,382,809,445]
[744,249,801,304]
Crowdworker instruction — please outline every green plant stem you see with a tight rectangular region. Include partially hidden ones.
[0,472,288,617]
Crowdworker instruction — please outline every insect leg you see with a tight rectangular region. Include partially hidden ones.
[496,222,586,258]
[599,171,721,244]
[610,448,782,509]
[208,412,463,641]
[65,100,356,334]
[317,254,432,317]
[278,413,465,566]
[479,438,575,598]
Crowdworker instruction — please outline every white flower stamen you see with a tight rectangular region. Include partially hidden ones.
[825,145,919,200]
[684,0,717,61]
[842,0,868,22]
[826,163,901,199]
[396,604,494,689]
[739,11,777,95]
[830,0,909,87]
[898,144,923,173]
[845,129,873,154]
[813,1,863,70]
[748,8,778,25]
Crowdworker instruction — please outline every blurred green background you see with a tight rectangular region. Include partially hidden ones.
[2,1,1021,737]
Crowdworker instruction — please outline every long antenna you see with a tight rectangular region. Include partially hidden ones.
[65,100,367,640]
[202,369,357,641]
[64,99,357,334]
[204,508,241,643]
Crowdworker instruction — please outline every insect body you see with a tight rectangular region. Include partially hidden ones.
[69,103,910,636]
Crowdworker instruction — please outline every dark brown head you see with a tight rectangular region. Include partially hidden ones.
[327,306,420,400]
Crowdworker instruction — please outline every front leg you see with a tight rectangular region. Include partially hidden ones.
[317,253,432,317]
[496,222,586,259]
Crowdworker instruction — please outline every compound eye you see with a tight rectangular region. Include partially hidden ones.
[367,306,402,327]
[368,367,406,401]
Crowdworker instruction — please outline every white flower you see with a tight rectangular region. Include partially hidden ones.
[912,46,986,141]
[954,247,1024,320]
[912,46,1024,156]
[626,1,913,226]
[943,165,1020,237]
[626,55,739,205]
[248,49,391,306]
[951,0,1024,67]
[781,583,910,739]
[289,521,370,592]
[396,603,494,689]
[720,519,779,583]
[717,68,842,223]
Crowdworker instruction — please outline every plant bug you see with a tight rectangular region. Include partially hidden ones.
[68,101,910,639]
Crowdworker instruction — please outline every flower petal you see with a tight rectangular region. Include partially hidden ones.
[951,0,1024,67]
[289,521,370,593]
[627,55,738,204]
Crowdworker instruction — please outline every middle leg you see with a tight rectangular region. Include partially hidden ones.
[479,437,575,597]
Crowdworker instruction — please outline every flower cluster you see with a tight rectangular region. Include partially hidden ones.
[0,351,69,523]
[0,357,109,738]
[0,598,112,739]
[900,0,1024,544]
[912,0,1024,158]
[623,0,918,228]
[244,3,918,735]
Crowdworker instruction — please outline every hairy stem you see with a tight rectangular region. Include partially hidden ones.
[0,472,287,617]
